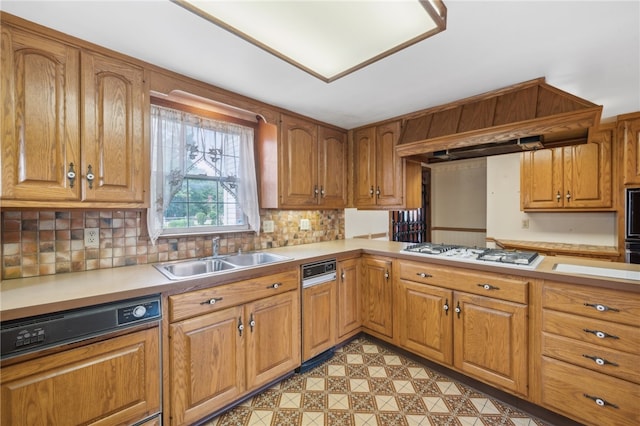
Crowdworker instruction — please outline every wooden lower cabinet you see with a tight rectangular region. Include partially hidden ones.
[1,327,160,426]
[395,260,529,397]
[168,272,300,426]
[361,256,393,338]
[337,257,361,339]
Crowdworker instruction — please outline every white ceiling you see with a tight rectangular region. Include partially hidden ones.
[2,1,639,130]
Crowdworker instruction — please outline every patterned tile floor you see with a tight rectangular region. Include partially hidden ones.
[204,337,551,426]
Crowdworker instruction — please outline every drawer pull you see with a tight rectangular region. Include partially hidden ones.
[584,329,619,340]
[477,283,500,291]
[582,354,619,367]
[201,297,223,305]
[584,303,619,313]
[583,394,619,409]
[416,272,433,278]
[267,282,281,289]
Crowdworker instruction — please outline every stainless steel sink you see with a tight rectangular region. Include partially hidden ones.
[223,252,292,267]
[154,258,237,280]
[154,252,292,280]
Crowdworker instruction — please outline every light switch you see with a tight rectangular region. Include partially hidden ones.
[300,219,311,230]
[263,220,274,233]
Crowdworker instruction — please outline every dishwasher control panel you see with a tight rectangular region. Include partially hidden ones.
[1,295,161,360]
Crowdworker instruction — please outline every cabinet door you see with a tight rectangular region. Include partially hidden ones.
[302,280,337,361]
[1,26,81,201]
[1,328,160,426]
[375,120,404,207]
[318,125,347,208]
[170,306,245,426]
[246,291,300,390]
[453,292,528,396]
[362,256,393,337]
[564,130,612,208]
[279,114,318,207]
[622,115,640,185]
[353,126,377,207]
[521,147,563,209]
[82,51,145,203]
[337,258,361,339]
[397,279,453,365]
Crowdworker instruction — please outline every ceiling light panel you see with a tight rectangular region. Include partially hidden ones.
[174,0,446,82]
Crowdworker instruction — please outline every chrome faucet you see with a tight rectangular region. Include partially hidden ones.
[212,236,220,257]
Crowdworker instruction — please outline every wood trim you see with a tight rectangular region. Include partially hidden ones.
[432,227,486,233]
[151,96,258,129]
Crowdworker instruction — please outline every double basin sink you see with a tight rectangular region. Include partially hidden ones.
[154,252,293,280]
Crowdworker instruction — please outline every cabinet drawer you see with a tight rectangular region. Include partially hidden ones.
[543,309,640,353]
[541,356,639,426]
[169,270,299,322]
[399,261,527,303]
[542,332,640,384]
[542,281,640,326]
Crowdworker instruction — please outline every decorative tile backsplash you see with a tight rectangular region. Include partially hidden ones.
[1,209,344,280]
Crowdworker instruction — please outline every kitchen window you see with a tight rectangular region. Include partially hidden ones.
[147,103,260,244]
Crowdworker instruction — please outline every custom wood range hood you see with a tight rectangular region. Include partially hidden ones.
[396,77,603,162]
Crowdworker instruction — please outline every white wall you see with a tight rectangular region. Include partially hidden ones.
[486,153,617,246]
[429,158,487,247]
[344,208,388,239]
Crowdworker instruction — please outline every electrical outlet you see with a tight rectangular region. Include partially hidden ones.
[263,220,274,233]
[300,218,311,230]
[521,219,529,229]
[84,228,100,248]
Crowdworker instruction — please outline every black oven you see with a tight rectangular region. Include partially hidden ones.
[625,188,640,263]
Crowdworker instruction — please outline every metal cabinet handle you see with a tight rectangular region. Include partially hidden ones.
[249,313,256,332]
[200,297,223,305]
[238,317,244,336]
[583,394,619,409]
[477,283,500,291]
[455,301,461,318]
[416,272,433,278]
[267,282,281,289]
[584,329,619,340]
[67,163,77,188]
[566,190,571,201]
[86,165,95,189]
[556,191,561,202]
[443,299,449,316]
[585,303,619,313]
[582,354,619,367]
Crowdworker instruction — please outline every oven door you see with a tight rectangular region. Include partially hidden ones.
[626,242,640,264]
[626,188,640,240]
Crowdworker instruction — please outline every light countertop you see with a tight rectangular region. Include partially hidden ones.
[2,239,639,321]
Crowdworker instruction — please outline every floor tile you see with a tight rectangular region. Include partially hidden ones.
[204,337,554,426]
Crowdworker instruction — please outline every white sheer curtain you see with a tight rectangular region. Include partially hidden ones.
[147,104,260,245]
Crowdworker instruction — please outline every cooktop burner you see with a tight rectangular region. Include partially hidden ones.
[403,243,541,267]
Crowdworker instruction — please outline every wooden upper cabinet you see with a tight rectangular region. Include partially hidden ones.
[620,112,640,185]
[81,51,145,203]
[259,113,347,209]
[521,125,613,211]
[1,26,81,202]
[354,120,421,209]
[0,23,147,208]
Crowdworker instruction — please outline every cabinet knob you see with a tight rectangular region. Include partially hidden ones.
[583,394,619,409]
[249,313,256,331]
[584,303,619,313]
[341,271,345,281]
[86,165,95,189]
[267,282,280,289]
[238,317,244,336]
[200,297,223,305]
[384,270,389,279]
[369,186,374,197]
[66,163,77,188]
[582,354,619,367]
[566,190,571,201]
[376,186,381,197]
[584,328,619,340]
[416,272,432,278]
[443,299,449,316]
[314,185,319,197]
[455,301,462,318]
[556,191,561,202]
[320,186,325,197]
[477,283,500,291]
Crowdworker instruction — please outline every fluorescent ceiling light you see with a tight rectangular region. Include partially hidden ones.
[173,0,447,82]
